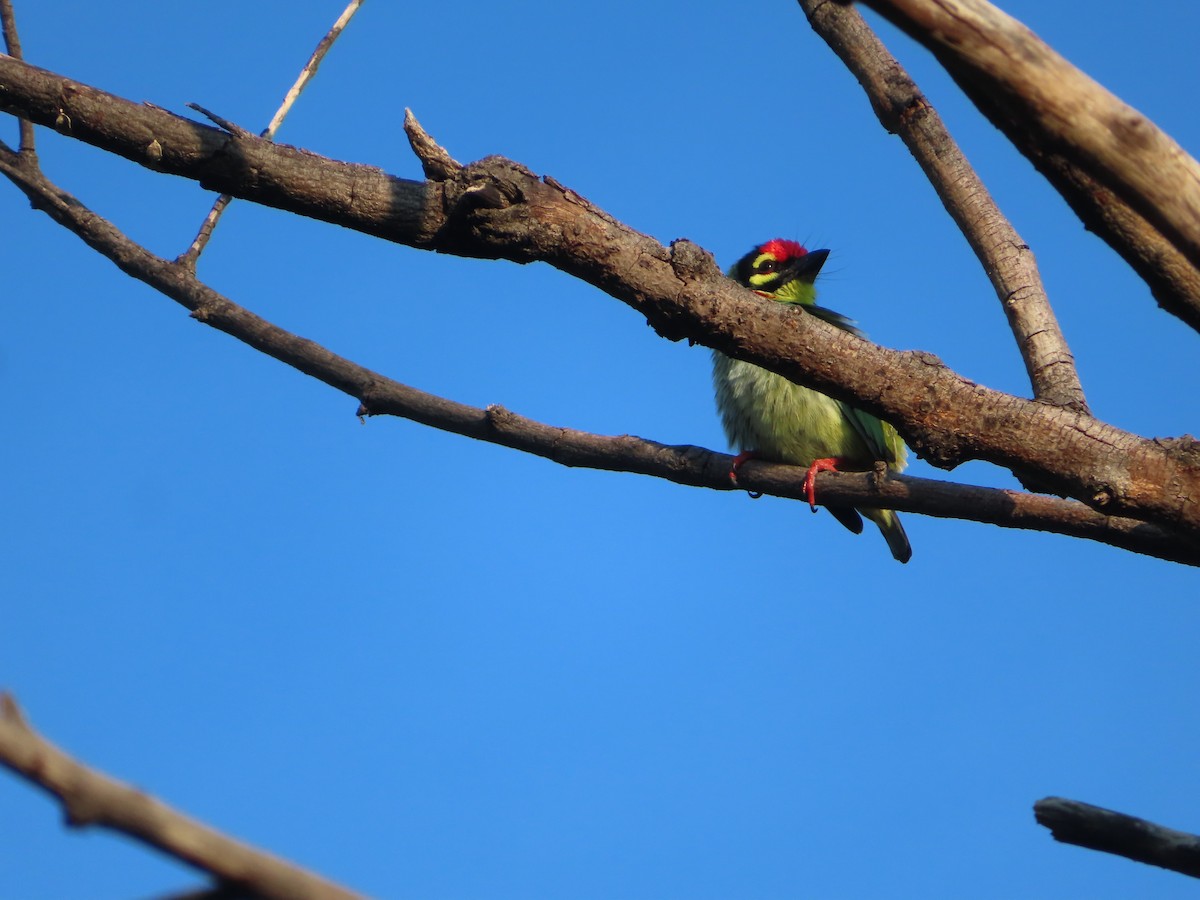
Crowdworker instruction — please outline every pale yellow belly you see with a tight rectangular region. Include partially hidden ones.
[712,351,872,466]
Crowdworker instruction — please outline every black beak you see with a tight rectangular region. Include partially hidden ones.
[780,248,829,285]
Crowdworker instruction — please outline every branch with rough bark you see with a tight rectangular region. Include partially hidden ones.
[800,0,1087,414]
[1,53,1198,544]
[1035,796,1200,879]
[4,0,1200,893]
[0,693,362,900]
[0,136,1189,563]
[857,0,1200,333]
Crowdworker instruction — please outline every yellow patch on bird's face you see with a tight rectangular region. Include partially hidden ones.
[769,276,817,305]
[746,252,781,290]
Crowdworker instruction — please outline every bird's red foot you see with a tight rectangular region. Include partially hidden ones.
[803,457,844,512]
[729,450,758,486]
[729,450,763,498]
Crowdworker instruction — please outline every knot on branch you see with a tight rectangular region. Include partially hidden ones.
[454,157,534,214]
[668,239,719,281]
[904,427,966,470]
[484,403,515,430]
[1157,434,1200,463]
[426,155,552,262]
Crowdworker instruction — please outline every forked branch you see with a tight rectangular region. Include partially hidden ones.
[180,0,365,266]
[799,0,1087,413]
[858,0,1200,333]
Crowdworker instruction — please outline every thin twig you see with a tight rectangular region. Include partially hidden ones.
[262,0,364,141]
[0,142,1195,565]
[186,102,254,138]
[179,0,365,268]
[0,693,363,900]
[1035,797,1200,879]
[0,0,35,151]
[798,0,1087,413]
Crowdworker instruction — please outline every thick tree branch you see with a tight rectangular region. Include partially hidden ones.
[799,0,1087,413]
[857,0,1200,333]
[0,140,1193,563]
[1,56,1199,537]
[0,693,362,900]
[1035,796,1200,879]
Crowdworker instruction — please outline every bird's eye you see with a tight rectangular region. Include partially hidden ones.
[759,259,778,274]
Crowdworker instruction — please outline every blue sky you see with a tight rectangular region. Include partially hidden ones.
[3,1,1199,897]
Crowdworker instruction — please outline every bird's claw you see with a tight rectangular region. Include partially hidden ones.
[728,450,757,487]
[729,451,765,499]
[803,457,842,512]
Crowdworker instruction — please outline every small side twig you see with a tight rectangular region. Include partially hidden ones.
[404,108,462,181]
[185,102,253,138]
[179,0,365,268]
[0,693,363,900]
[1035,796,1200,879]
[798,0,1087,413]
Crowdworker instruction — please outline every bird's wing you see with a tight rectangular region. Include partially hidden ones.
[805,304,895,464]
[839,402,894,464]
[804,304,866,338]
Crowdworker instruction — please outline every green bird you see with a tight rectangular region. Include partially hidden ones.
[712,238,912,563]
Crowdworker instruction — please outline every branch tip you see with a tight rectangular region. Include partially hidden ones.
[0,690,28,729]
[185,103,251,139]
[1035,796,1200,879]
[404,109,461,181]
[0,694,364,897]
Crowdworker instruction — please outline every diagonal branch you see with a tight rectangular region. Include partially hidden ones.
[180,0,365,266]
[0,693,362,900]
[1,55,1199,535]
[1035,796,1200,879]
[799,0,1087,413]
[858,0,1200,334]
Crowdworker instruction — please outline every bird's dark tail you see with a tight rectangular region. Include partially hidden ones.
[864,508,911,564]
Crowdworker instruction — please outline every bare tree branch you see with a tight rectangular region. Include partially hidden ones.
[156,888,263,900]
[180,0,366,266]
[156,888,264,900]
[857,0,1200,333]
[0,693,363,900]
[0,54,1198,538]
[1035,796,1200,879]
[798,0,1087,413]
[0,0,35,150]
[0,137,1193,563]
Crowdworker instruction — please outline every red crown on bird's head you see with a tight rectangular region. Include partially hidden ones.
[759,238,809,261]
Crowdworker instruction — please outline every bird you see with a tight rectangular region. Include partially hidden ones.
[711,238,912,563]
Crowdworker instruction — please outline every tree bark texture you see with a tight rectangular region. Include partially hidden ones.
[1,54,1198,541]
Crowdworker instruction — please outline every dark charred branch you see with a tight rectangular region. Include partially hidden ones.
[1035,796,1200,880]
